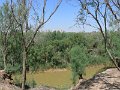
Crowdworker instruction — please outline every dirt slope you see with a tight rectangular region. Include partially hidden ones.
[74,68,120,90]
[0,83,21,90]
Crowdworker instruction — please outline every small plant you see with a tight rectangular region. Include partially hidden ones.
[14,76,21,87]
[26,78,37,88]
[30,79,37,88]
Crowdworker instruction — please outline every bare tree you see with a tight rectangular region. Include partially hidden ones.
[77,0,120,71]
[10,0,62,89]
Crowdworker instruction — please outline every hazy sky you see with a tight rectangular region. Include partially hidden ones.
[0,0,96,32]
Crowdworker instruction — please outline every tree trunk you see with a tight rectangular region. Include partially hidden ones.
[3,52,7,71]
[79,74,83,80]
[21,0,27,89]
[1,45,7,71]
[22,47,27,90]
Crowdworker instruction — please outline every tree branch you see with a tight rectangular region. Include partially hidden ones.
[26,0,62,49]
[104,0,119,21]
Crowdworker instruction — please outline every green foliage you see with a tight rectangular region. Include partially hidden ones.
[110,31,120,57]
[0,29,112,73]
[0,2,23,71]
[70,45,89,85]
[89,53,109,65]
[5,63,22,74]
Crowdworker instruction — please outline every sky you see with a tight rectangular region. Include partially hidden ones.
[42,0,95,32]
[0,0,96,32]
[43,0,81,32]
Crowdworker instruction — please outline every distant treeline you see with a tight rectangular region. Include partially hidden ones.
[0,30,119,73]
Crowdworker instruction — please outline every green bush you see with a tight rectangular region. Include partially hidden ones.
[70,45,89,85]
[5,63,22,74]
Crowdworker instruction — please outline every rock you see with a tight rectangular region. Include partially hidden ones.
[75,68,120,90]
[0,82,21,90]
[0,70,5,79]
[0,70,13,84]
[72,79,86,90]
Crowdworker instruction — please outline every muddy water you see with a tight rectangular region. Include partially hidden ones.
[27,69,72,89]
[14,65,105,89]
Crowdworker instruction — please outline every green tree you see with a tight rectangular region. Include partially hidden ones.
[0,2,13,71]
[70,45,89,85]
[110,31,120,66]
[77,0,120,70]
